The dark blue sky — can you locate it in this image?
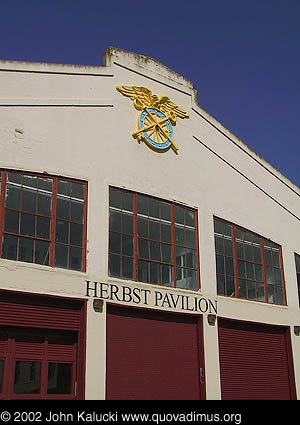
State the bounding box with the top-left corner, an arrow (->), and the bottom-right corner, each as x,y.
1,0 -> 299,186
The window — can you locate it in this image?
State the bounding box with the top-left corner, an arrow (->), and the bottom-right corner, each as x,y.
295,254 -> 300,306
0,170 -> 87,271
214,217 -> 286,305
109,188 -> 200,290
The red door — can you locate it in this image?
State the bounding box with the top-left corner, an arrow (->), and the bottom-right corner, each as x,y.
106,305 -> 205,400
218,319 -> 296,400
0,327 -> 77,400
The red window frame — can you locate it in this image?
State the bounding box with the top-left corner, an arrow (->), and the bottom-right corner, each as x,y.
214,217 -> 287,305
109,187 -> 201,291
0,169 -> 88,272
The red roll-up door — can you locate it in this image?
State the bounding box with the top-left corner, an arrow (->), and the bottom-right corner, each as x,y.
218,319 -> 296,400
106,305 -> 204,400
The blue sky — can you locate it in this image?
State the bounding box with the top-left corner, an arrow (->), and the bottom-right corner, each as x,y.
0,0 -> 299,185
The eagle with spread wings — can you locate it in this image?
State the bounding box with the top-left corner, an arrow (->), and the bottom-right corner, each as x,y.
116,86 -> 189,122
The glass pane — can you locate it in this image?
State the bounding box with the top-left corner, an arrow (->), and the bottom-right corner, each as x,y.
56,197 -> 70,221
23,175 -> 37,188
295,255 -> 300,272
21,188 -> 36,213
187,269 -> 197,290
122,234 -> 133,257
122,192 -> 133,212
2,234 -> 18,260
225,257 -> 234,276
216,255 -> 225,275
266,266 -> 274,284
150,241 -> 161,261
225,276 -> 235,296
217,274 -> 225,295
122,213 -> 133,234
5,185 -> 21,210
264,248 -> 272,265
214,219 -> 223,235
138,260 -> 149,283
137,195 -> 148,216
255,264 -> 263,281
275,284 -> 284,305
161,202 -> 171,221
149,199 -> 160,219
238,260 -> 246,278
185,228 -> 196,248
34,241 -> 50,265
162,264 -> 173,286
161,223 -> 171,243
238,279 -> 247,298
215,236 -> 224,254
268,284 -> 275,303
274,268 -> 282,284
19,237 -> 34,262
38,177 -> 52,192
36,216 -> 50,239
149,220 -> 160,241
150,262 -> 161,284
55,244 -> 68,268
71,182 -> 84,200
56,220 -> 69,244
246,262 -> 255,280
37,192 -> 52,216
57,180 -> 70,196
186,249 -> 197,269
122,257 -> 133,279
138,217 -> 148,238
109,254 -> 121,277
244,244 -> 253,261
138,238 -> 149,259
48,363 -> 72,394
223,224 -> 232,237
272,250 -> 280,267
109,210 -> 121,232
176,245 -> 186,267
109,189 -> 121,209
4,210 -> 19,233
176,267 -> 186,288
253,246 -> 262,263
109,232 -> 121,255
20,213 -> 35,237
247,281 -> 256,300
69,247 -> 82,271
244,232 -> 252,243
7,172 -> 22,184
70,223 -> 83,247
70,200 -> 84,223
257,283 -> 265,301
174,205 -> 184,224
175,226 -> 184,245
14,361 -> 41,394
0,360 -> 3,392
161,244 -> 172,264
224,238 -> 233,256
236,241 -> 244,259
185,210 -> 195,227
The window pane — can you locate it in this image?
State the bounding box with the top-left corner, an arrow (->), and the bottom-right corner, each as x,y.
48,363 -> 72,394
236,241 -> 244,259
69,247 -> 82,271
216,255 -> 225,275
176,245 -> 185,267
57,180 -> 70,196
174,205 -> 184,224
122,192 -> 133,212
187,269 -> 197,290
161,202 -> 171,221
2,234 -> 18,260
185,228 -> 196,248
244,244 -> 253,261
138,217 -> 148,238
122,213 -> 133,234
238,260 -> 246,278
4,210 -> 19,233
109,232 -> 121,255
14,361 -> 41,394
37,193 -> 52,216
225,257 -> 234,276
109,210 -> 121,232
71,200 -> 84,223
19,237 -> 34,262
71,182 -> 84,200
56,220 -> 69,244
138,238 -> 149,259
264,248 -> 272,265
225,276 -> 235,296
176,267 -> 186,288
38,177 -> 52,192
122,234 -> 133,257
150,241 -> 161,261
23,175 -> 37,188
217,274 -> 225,295
150,262 -> 161,284
186,249 -> 196,269
175,226 -> 184,245
253,246 -> 262,263
162,264 -> 173,286
149,199 -> 160,219
238,279 -> 247,298
224,238 -> 233,256
272,250 -> 280,267
122,257 -> 133,279
70,223 -> 83,247
255,264 -> 263,281
7,172 -> 22,184
21,188 -> 36,213
149,220 -> 160,241
137,195 -> 148,216
214,219 -> 223,234
5,185 -> 21,209
36,216 -> 50,239
246,262 -> 254,280
257,283 -> 265,301
247,281 -> 256,300
162,244 -> 172,264
109,189 -> 121,209
55,244 -> 68,268
20,213 -> 35,237
109,254 -> 120,278
34,241 -> 50,265
185,210 -> 195,227
215,236 -> 224,254
138,260 -> 149,283
161,223 -> 171,243
56,197 -> 70,221
275,284 -> 284,305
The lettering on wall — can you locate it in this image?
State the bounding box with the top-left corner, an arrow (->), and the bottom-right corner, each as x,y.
85,281 -> 218,315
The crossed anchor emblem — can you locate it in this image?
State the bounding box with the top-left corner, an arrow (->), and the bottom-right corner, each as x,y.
116,86 -> 189,153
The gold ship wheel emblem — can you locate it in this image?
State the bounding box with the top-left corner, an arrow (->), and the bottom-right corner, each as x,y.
116,86 -> 189,153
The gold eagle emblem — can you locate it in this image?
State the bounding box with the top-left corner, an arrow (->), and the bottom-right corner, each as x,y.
116,86 -> 189,153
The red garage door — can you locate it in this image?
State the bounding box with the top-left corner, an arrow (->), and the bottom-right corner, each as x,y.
106,305 -> 205,400
218,319 -> 296,400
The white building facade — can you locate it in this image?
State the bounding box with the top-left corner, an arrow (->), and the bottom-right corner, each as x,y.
0,47 -> 299,400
